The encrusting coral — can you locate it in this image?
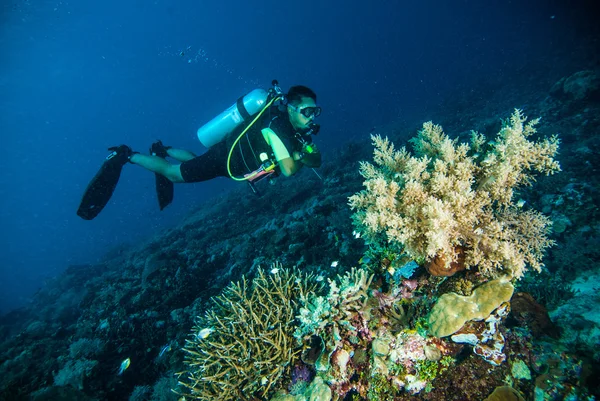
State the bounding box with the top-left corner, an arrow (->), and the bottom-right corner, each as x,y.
427,277 -> 514,337
348,109 -> 560,279
175,263 -> 321,401
484,385 -> 525,401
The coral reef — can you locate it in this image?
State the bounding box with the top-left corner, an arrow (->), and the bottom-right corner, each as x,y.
483,385 -> 525,401
175,264 -> 321,401
509,292 -> 560,339
427,277 -> 514,337
1,68 -> 599,400
450,302 -> 511,366
292,266 -> 455,398
348,109 -> 560,279
295,267 -> 373,345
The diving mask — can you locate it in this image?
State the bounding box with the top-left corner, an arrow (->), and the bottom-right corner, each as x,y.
288,104 -> 322,119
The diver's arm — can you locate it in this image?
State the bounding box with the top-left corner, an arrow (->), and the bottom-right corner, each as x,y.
262,127 -> 304,177
278,157 -> 302,177
295,145 -> 322,168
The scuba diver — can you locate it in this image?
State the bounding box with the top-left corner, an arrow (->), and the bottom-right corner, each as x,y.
77,82 -> 322,220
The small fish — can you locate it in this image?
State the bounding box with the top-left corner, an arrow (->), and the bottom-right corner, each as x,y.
516,199 -> 526,208
270,267 -> 280,275
196,328 -> 214,340
359,256 -> 371,264
118,358 -> 130,375
330,261 -> 339,268
316,275 -> 324,282
353,231 -> 361,239
159,344 -> 171,358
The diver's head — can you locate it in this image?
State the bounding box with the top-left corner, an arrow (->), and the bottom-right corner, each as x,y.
286,85 -> 321,132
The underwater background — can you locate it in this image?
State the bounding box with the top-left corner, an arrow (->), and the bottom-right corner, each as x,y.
1,0 -> 599,400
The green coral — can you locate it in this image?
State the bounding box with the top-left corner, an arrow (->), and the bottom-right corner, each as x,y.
367,373 -> 401,400
511,359 -> 531,380
415,356 -> 452,384
415,359 -> 440,383
413,317 -> 429,338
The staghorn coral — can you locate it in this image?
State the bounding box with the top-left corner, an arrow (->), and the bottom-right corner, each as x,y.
349,109 -> 560,278
175,263 -> 321,401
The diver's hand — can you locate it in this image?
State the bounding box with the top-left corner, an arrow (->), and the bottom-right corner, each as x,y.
293,151 -> 304,161
296,145 -> 322,168
304,142 -> 318,153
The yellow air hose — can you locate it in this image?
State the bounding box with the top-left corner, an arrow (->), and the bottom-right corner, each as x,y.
227,95 -> 281,181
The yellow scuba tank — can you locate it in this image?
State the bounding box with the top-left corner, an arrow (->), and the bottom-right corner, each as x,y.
197,88 -> 270,148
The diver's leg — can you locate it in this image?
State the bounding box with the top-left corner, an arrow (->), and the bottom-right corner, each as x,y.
177,146 -> 229,183
129,154 -> 185,183
150,140 -> 196,162
167,148 -> 197,162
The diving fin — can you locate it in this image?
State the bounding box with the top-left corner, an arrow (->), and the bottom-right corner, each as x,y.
77,145 -> 133,220
155,174 -> 173,210
150,140 -> 174,210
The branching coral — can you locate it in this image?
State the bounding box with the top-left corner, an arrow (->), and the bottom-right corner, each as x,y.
349,109 -> 560,278
294,267 -> 375,396
175,263 -> 321,401
294,267 -> 373,344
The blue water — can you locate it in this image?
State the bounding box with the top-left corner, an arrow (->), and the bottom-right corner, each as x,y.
0,0 -> 594,315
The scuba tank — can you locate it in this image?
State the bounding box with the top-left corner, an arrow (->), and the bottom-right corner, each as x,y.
197,88 -> 270,148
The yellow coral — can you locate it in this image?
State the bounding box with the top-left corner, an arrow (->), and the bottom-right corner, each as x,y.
349,110 -> 559,279
427,277 -> 514,337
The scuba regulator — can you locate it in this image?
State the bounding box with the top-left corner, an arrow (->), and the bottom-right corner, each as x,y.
293,121 -> 320,160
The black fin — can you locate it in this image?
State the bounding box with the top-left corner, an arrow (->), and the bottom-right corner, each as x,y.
155,173 -> 173,210
77,154 -> 126,220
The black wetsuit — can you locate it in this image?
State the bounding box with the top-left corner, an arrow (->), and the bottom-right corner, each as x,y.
180,105 -> 303,183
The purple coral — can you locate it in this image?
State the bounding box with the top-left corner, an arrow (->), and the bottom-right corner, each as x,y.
400,279 -> 418,299
289,363 -> 314,390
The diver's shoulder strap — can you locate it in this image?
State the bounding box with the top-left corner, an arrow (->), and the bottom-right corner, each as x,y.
261,127 -> 291,161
